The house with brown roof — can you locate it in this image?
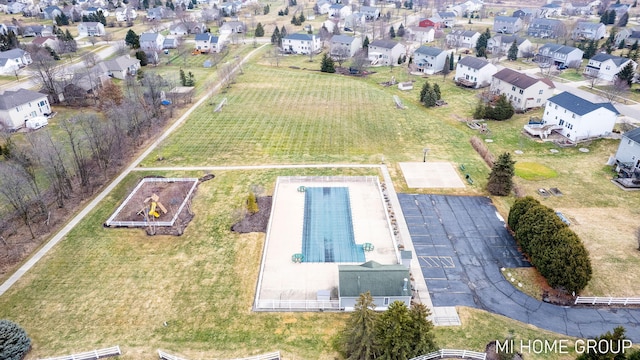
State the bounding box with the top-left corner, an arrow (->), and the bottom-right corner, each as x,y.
31,36 -> 60,51
490,68 -> 555,112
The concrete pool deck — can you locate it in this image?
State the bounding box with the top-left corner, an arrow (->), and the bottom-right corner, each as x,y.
255,176 -> 400,308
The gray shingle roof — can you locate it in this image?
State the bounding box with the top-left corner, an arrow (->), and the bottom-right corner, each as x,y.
140,32 -> 160,42
495,16 -> 520,23
493,68 -> 555,89
331,34 -> 355,44
575,21 -> 604,30
623,127 -> 640,143
590,52 -> 630,67
0,48 -> 26,59
284,33 -> 314,41
458,56 -> 491,69
370,39 -> 399,49
338,261 -> 410,297
414,45 -> 444,56
540,43 -> 580,54
438,11 -> 456,18
0,89 -> 46,110
548,91 -> 619,116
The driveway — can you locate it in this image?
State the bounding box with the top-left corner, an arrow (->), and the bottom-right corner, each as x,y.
398,194 -> 640,341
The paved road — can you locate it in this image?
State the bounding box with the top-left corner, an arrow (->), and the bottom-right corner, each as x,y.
399,194 -> 640,342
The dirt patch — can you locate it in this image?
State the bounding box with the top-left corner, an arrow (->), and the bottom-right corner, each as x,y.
231,196 -> 272,233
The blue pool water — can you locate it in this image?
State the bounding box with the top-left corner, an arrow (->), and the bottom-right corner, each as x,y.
301,187 -> 365,263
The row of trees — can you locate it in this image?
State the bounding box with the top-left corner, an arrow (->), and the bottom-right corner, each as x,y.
508,197 -> 592,293
419,81 -> 441,107
334,293 -> 437,360
473,94 -> 515,121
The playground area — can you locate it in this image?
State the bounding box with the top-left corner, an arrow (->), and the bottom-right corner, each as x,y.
399,162 -> 466,188
104,177 -> 200,235
254,176 -> 400,310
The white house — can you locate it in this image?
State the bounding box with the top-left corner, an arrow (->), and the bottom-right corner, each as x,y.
445,29 -> 480,49
455,56 -> 498,88
42,5 -> 63,20
330,34 -> 362,58
98,55 -> 141,80
77,22 -> 105,36
490,68 -> 555,112
315,0 -> 331,15
139,32 -> 165,52
406,26 -> 435,43
493,16 -> 523,34
487,35 -> 532,58
338,261 -> 411,311
0,89 -> 51,131
0,48 -> 32,75
281,33 -> 321,54
194,33 -> 220,53
527,18 -> 564,39
219,21 -> 245,36
413,46 -> 447,74
328,3 -> 351,19
571,22 -> 606,41
437,11 -> 456,27
368,39 -> 405,66
360,6 -> 379,20
536,43 -> 584,67
584,53 -> 637,81
614,127 -> 640,174
537,91 -> 618,141
115,6 -> 137,21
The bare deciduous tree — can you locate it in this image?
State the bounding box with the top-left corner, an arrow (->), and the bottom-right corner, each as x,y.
0,162 -> 44,238
26,130 -> 73,208
60,117 -> 92,191
30,47 -> 63,103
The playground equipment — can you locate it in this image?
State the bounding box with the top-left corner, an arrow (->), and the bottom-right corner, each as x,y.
144,193 -> 167,218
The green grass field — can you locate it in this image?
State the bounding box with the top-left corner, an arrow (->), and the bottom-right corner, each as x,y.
2,42 -> 640,359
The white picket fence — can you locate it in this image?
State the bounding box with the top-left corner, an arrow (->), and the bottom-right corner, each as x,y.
255,299 -> 341,311
410,349 -> 487,360
158,350 -> 280,360
574,296 -> 640,305
40,346 -> 121,360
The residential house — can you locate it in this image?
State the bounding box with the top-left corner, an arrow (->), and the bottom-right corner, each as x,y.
219,21 -> 245,36
512,8 -> 541,21
624,29 -> 640,47
445,29 -> 479,49
343,14 -> 364,32
614,127 -> 640,174
487,35 -> 532,58
454,56 -> 498,88
536,91 -> 618,142
194,33 -> 220,53
31,36 -> 60,51
418,17 -> 443,29
540,3 -> 562,17
315,0 -> 331,15
62,69 -> 109,104
368,39 -> 405,66
163,36 -> 178,49
328,3 -> 351,19
535,43 -> 583,67
42,5 -> 62,20
6,2 -> 26,14
584,53 -> 636,81
571,22 -> 606,41
493,16 -> 523,34
82,6 -> 109,17
413,46 -> 447,74
616,28 -> 634,46
0,89 -> 51,130
139,32 -> 165,52
527,18 -> 565,39
360,6 -> 379,20
77,22 -> 105,36
169,21 -> 206,35
490,68 -> 555,111
338,261 -> 411,311
219,1 -> 241,16
607,3 -> 630,17
563,2 -> 594,16
115,6 -> 137,21
437,12 -> 456,27
22,25 -> 53,37
281,33 -> 321,54
330,34 -> 362,58
406,26 -> 435,43
98,55 -> 141,79
146,7 -> 165,20
0,48 -> 31,75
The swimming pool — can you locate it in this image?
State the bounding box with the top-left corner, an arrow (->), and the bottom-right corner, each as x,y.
301,187 -> 365,263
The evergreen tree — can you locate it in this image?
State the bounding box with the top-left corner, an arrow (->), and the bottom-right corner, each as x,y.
475,28 -> 490,58
449,52 -> 454,70
291,15 -> 300,25
486,152 -> 515,196
125,29 -> 140,49
634,0 -> 638,7
408,304 -> 437,356
339,292 -> 378,360
280,25 -> 288,38
397,23 -> 405,37
263,4 -> 270,14
600,10 -> 609,24
619,39 -> 626,49
255,22 -> 264,37
487,94 -> 515,120
609,10 -> 616,25
0,31 -> 19,51
376,301 -> 414,359
321,53 -> 336,73
142,0 -> 149,8
363,36 -> 370,49
135,50 -> 148,66
186,71 -> 195,86
537,227 -> 592,293
271,27 -> 280,45
55,12 -> 70,26
299,12 -> 305,22
577,327 -> 627,360
284,6 -> 289,15
419,81 -> 431,103
442,56 -> 450,78
616,61 -> 635,86
507,196 -> 541,231
605,29 -> 617,53
618,11 -> 629,27
45,45 -> 60,60
433,83 -> 441,100
0,319 -> 31,360
424,89 -> 437,107
515,205 -> 565,255
473,100 -> 485,119
507,39 -> 518,60
180,68 -> 186,86
389,26 -> 396,38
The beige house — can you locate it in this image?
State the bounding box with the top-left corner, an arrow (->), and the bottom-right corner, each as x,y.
490,68 -> 555,112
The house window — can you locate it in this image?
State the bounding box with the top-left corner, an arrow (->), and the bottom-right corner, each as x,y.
554,105 -> 557,109
572,114 -> 575,118
559,119 -> 565,125
537,99 -> 542,103
384,297 -> 390,305
605,66 -> 611,70
519,89 -> 523,95
512,86 -> 516,91
539,90 -> 543,94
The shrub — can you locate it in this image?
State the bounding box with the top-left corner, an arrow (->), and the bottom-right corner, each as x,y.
247,192 -> 259,214
0,319 -> 31,360
515,204 -> 565,256
507,196 -> 540,231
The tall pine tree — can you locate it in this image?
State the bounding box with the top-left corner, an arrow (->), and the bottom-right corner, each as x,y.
487,152 -> 515,196
339,292 -> 378,360
507,39 -> 518,60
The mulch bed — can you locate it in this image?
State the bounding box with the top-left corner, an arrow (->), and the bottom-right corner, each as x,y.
231,196 -> 272,233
